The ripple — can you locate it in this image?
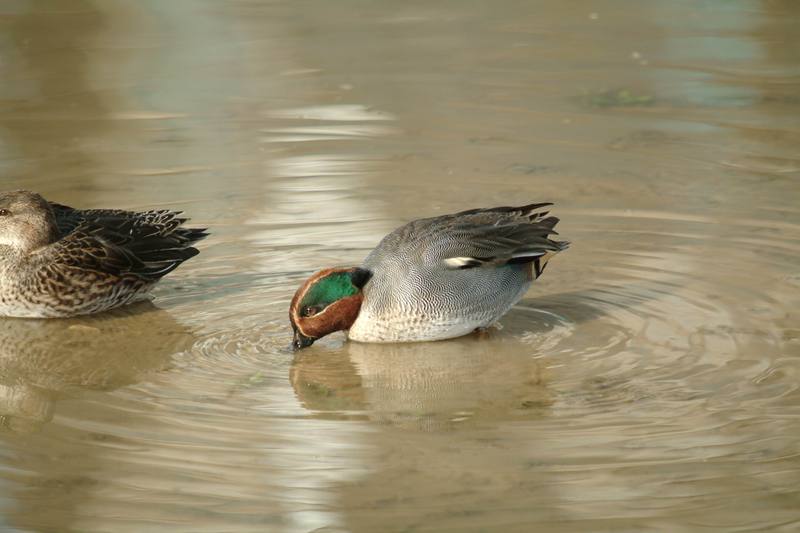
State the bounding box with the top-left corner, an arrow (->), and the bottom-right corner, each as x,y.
266,104 -> 395,122
36,203 -> 791,533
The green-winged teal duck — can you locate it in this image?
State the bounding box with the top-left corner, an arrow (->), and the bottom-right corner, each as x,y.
0,190 -> 206,317
290,203 -> 567,348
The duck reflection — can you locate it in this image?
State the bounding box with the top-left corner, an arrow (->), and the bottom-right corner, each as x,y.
291,331 -> 552,430
289,283 -> 666,429
0,302 -> 195,432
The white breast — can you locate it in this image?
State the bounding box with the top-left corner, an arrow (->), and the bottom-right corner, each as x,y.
347,308 -> 490,343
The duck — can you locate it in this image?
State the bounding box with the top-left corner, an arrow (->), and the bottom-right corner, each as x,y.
0,190 -> 207,318
290,202 -> 567,348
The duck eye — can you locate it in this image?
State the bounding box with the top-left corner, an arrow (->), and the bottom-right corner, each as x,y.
301,305 -> 322,317
0,209 -> 9,217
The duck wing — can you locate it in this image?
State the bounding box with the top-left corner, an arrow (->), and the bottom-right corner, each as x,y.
370,203 -> 567,275
50,203 -> 208,247
46,203 -> 207,280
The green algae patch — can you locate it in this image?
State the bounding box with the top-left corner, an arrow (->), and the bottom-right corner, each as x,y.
583,88 -> 656,108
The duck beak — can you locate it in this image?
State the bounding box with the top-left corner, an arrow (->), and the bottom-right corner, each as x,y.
292,329 -> 315,350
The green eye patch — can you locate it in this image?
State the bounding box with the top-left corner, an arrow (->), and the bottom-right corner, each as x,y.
300,272 -> 359,310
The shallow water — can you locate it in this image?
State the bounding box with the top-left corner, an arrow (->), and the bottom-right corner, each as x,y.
1,1 -> 799,531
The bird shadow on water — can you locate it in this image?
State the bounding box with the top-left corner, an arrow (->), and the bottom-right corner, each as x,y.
0,301 -> 196,433
289,281 -> 667,430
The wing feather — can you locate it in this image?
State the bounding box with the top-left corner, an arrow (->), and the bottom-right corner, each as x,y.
46,202 -> 206,280
417,206 -> 568,269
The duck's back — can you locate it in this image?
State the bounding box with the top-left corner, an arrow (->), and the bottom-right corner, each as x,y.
50,203 -> 207,279
349,204 -> 567,342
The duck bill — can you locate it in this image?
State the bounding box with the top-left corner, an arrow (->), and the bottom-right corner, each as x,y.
292,329 -> 316,350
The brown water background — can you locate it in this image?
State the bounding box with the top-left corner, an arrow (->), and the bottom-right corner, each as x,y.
1,1 -> 799,531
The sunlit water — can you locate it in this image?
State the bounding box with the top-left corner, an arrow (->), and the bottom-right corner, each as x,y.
1,1 -> 799,532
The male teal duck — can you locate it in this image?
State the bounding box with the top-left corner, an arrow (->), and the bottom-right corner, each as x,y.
290,203 -> 567,348
0,190 -> 207,317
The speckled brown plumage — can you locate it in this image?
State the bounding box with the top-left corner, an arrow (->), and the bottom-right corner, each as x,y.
0,190 -> 207,317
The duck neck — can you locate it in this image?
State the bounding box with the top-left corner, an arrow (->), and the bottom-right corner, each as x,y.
334,292 -> 364,332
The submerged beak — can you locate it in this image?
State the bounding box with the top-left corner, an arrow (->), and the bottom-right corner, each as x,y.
292,329 -> 315,350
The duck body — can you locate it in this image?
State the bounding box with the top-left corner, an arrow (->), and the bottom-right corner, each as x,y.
290,203 -> 567,348
0,190 -> 206,318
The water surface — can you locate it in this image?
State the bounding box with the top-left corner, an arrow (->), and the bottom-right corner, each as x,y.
0,1 -> 799,532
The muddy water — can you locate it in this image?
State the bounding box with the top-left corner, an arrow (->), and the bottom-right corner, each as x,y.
1,1 -> 799,531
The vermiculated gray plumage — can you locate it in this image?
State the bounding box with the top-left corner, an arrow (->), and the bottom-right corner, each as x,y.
0,191 -> 206,318
348,203 -> 567,342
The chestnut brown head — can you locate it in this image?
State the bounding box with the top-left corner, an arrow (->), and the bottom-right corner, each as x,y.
289,267 -> 372,349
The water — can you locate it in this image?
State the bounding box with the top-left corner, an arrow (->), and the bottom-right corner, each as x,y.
1,1 -> 799,531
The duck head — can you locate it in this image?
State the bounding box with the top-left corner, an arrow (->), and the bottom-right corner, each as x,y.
290,267 -> 372,349
0,190 -> 59,252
